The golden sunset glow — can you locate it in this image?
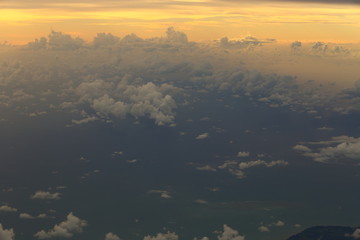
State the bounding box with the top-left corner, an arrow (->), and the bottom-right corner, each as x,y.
1,0 -> 360,44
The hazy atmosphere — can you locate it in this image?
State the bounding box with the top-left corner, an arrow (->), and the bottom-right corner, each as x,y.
1,1 -> 360,240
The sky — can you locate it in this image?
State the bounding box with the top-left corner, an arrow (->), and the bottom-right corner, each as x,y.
1,1 -> 360,240
1,0 -> 360,44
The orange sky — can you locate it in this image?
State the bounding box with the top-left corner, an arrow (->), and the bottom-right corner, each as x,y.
1,0 -> 360,44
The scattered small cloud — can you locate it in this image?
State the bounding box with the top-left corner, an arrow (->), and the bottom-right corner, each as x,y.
143,232 -> 178,240
31,191 -> 61,200
196,133 -> 209,140
34,212 -> 87,239
0,224 -> 14,240
104,232 -> 121,240
0,205 -> 17,213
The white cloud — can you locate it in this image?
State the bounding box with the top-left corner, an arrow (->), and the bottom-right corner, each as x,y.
31,191 -> 61,200
258,226 -> 270,232
238,160 -> 288,170
148,190 -> 172,199
20,213 -> 52,219
19,213 -> 35,219
217,224 -> 245,240
104,232 -> 121,240
143,232 -> 178,240
351,229 -> 360,239
196,133 -> 209,140
0,205 -> 17,212
196,165 -> 217,171
34,212 -> 87,239
292,145 -> 312,152
297,136 -> 360,163
237,152 -> 250,158
0,224 -> 14,240
273,220 -> 285,227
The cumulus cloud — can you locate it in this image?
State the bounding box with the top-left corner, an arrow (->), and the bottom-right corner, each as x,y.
351,229 -> 360,239
19,213 -> 51,219
273,220 -> 285,227
238,160 -> 288,170
216,159 -> 288,179
48,31 -> 84,50
295,136 -> 360,164
148,190 -> 172,199
0,205 -> 17,212
292,144 -> 312,152
0,224 -> 14,240
34,212 -> 87,239
2,27 -> 360,129
196,133 -> 209,140
218,224 -> 245,240
104,232 -> 121,240
258,226 -> 270,232
237,152 -> 250,158
143,232 -> 178,240
31,191 -> 61,200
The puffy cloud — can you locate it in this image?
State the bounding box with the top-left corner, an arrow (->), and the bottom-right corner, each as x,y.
93,33 -> 120,48
19,213 -> 52,219
104,232 -> 121,240
34,212 -> 87,239
238,160 -> 288,170
48,31 -> 84,50
273,220 -> 285,227
196,165 -> 217,171
296,136 -> 360,163
216,159 -> 288,179
0,205 -> 17,212
143,232 -> 178,240
196,133 -> 209,140
0,224 -> 14,240
258,226 -> 270,232
351,229 -> 360,239
292,144 -> 312,152
290,41 -> 302,50
217,224 -> 245,240
220,36 -> 275,49
237,152 -> 250,158
148,190 -> 172,199
31,191 -> 61,200
166,27 -> 188,44
26,37 -> 47,50
76,80 -> 177,126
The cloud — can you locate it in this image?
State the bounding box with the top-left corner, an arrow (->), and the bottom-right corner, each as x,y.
218,224 -> 245,240
104,232 -> 121,240
48,31 -> 84,50
216,159 -> 288,179
31,191 -> 61,200
238,160 -> 288,170
196,165 -> 217,171
0,224 -> 14,240
351,229 -> 360,239
0,205 -> 17,212
292,144 -> 312,152
296,136 -> 360,164
143,232 -> 178,240
237,152 -> 250,158
19,213 -> 52,219
273,220 -> 285,227
148,190 -> 172,199
258,226 -> 270,232
34,212 -> 87,239
196,133 -> 209,140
